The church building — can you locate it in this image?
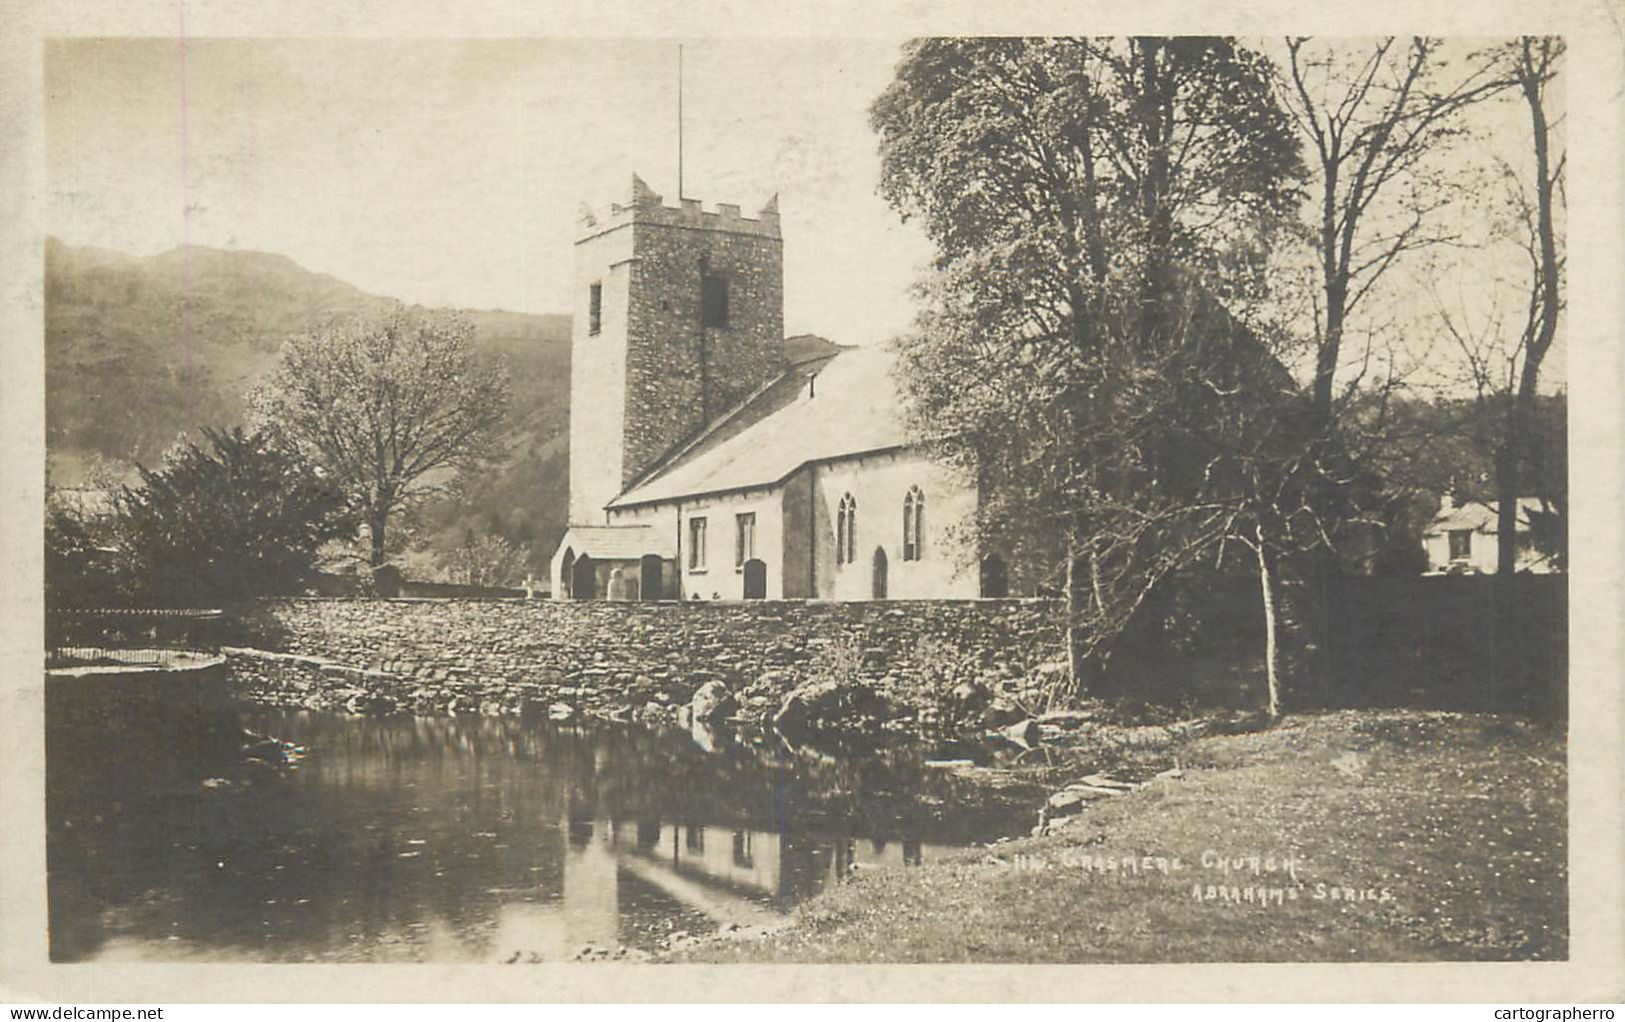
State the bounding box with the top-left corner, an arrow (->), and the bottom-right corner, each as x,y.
548,175 -> 1001,601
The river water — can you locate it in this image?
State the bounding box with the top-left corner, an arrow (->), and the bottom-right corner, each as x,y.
47,704 -> 1040,962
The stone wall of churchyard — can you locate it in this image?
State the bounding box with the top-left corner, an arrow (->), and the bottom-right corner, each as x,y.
226,597 -> 1065,720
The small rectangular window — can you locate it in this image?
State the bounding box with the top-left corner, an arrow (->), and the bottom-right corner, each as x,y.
588,282 -> 602,335
1448,529 -> 1472,561
688,516 -> 708,570
702,275 -> 728,328
735,512 -> 756,566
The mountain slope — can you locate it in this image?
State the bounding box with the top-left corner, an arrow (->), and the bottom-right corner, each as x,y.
45,237 -> 573,569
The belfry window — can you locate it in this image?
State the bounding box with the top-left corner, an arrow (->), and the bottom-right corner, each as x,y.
588,282 -> 602,336
702,275 -> 729,328
837,493 -> 856,566
903,486 -> 925,561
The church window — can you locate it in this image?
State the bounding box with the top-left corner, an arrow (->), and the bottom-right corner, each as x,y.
735,512 -> 756,566
588,282 -> 602,335
903,486 -> 925,561
837,493 -> 856,566
702,275 -> 729,328
688,516 -> 708,570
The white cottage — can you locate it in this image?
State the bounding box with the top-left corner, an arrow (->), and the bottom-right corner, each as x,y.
1421,494 -> 1559,575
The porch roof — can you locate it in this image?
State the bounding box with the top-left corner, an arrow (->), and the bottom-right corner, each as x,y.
556,524 -> 674,562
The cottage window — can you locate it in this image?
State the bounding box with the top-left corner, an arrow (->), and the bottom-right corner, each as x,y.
1448,529 -> 1472,562
588,282 -> 602,336
837,493 -> 856,566
735,512 -> 756,567
702,275 -> 729,328
902,486 -> 925,561
688,516 -> 708,570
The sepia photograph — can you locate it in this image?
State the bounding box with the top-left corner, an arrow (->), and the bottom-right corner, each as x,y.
6,3 -> 1622,1004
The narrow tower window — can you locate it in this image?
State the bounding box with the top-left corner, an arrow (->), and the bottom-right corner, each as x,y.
837,493 -> 857,566
702,275 -> 729,328
588,282 -> 603,335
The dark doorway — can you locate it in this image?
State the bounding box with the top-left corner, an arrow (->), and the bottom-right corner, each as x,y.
571,554 -> 597,600
742,558 -> 767,599
639,554 -> 664,601
559,548 -> 575,599
980,554 -> 1009,598
871,546 -> 888,600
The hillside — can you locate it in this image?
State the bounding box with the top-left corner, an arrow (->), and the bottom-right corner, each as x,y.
45,237 -> 573,571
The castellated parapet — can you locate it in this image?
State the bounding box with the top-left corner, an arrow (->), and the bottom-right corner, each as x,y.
568,173 -> 784,524
577,174 -> 782,242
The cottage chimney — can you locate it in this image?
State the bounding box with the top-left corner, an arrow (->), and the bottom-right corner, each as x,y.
1439,493 -> 1455,513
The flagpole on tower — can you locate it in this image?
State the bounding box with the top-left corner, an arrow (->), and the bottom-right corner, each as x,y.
677,43 -> 685,201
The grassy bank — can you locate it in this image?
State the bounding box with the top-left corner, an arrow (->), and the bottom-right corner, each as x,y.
677,710 -> 1566,962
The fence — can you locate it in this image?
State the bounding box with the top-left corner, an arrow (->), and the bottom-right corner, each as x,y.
45,608 -> 231,666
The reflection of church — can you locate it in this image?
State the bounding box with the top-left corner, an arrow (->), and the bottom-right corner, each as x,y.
487,811 -> 945,957
548,175 -> 1010,601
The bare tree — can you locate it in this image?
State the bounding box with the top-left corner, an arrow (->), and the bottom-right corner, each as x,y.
1278,37 -> 1512,430
1434,37 -> 1565,575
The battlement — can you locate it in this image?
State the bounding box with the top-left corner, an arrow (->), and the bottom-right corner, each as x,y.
577,173 -> 781,242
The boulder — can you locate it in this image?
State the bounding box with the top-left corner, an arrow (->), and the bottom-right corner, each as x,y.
1001,718 -> 1042,749
946,680 -> 993,718
1046,782 -> 1126,815
1038,709 -> 1097,728
690,680 -> 738,722
343,691 -> 396,715
547,702 -> 574,721
1076,773 -> 1133,790
773,678 -> 891,735
979,698 -> 1029,728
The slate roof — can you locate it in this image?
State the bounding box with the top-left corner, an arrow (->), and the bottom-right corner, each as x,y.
555,524 -> 674,561
609,345 -> 909,509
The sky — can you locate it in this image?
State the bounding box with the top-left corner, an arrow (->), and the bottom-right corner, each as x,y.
43,36 -> 1561,389
44,37 -> 935,345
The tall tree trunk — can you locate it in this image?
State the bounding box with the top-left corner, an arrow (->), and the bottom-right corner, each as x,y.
369,511 -> 388,568
1256,524 -> 1284,721
1499,37 -> 1563,577
1495,434 -> 1521,576
1064,545 -> 1082,706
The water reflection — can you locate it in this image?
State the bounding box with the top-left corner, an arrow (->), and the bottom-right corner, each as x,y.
48,707 -> 1035,962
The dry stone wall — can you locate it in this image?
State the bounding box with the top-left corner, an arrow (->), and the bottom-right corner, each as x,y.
228,597 -> 1064,721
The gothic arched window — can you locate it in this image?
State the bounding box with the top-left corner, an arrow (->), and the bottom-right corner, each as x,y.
837,493 -> 856,566
902,486 -> 925,561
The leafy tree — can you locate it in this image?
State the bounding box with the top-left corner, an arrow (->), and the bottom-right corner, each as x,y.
45,505 -> 123,610
873,37 -> 1310,708
112,427 -> 354,606
248,304 -> 511,567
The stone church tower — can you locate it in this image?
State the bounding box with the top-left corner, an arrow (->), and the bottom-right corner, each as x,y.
568,174 -> 784,524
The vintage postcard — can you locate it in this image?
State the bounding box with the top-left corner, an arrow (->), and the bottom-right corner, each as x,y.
1,0 -> 1621,1005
